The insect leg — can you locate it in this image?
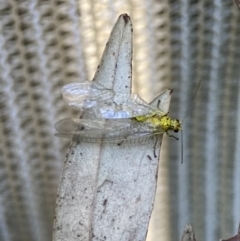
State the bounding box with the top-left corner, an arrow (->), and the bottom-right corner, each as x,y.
180,130 -> 184,164
153,138 -> 158,158
166,131 -> 179,140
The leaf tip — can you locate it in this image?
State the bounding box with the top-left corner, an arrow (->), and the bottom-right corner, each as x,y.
120,13 -> 130,23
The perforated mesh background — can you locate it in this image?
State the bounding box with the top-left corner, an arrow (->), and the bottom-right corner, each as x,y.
0,1 -> 240,241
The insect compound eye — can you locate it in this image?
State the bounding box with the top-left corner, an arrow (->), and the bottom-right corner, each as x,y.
174,130 -> 178,133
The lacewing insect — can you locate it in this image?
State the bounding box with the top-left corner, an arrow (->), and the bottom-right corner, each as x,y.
55,81 -> 181,143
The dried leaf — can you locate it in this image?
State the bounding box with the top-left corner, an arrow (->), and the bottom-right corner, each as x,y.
221,223 -> 240,241
234,0 -> 240,9
53,14 -> 171,241
181,225 -> 197,241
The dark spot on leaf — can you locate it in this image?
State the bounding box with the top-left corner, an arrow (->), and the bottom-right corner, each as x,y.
136,195 -> 141,203
147,155 -> 152,161
103,199 -> 108,206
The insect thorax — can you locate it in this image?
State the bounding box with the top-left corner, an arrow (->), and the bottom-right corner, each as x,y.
159,115 -> 181,132
134,114 -> 181,133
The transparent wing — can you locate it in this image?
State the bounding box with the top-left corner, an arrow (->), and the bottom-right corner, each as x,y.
54,118 -> 163,143
62,81 -> 165,118
62,81 -> 113,108
85,93 -> 160,118
55,118 -> 132,133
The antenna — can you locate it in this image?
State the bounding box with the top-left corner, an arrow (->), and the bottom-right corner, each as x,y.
181,130 -> 183,164
182,78 -> 202,123
180,78 -> 202,164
